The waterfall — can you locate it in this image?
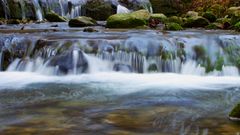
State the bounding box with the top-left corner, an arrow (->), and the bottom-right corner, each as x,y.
32,0 -> 43,21
19,0 -> 26,20
117,4 -> 131,14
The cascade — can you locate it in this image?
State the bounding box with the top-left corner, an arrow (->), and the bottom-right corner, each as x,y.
0,30 -> 240,76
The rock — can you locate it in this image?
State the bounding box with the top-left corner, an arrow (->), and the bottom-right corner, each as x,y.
83,0 -> 116,21
184,16 -> 210,28
234,22 -> 240,31
106,10 -> 150,28
216,18 -> 231,29
168,16 -> 183,25
48,49 -> 88,74
7,19 -> 21,24
45,11 -> 67,22
69,16 -> 97,27
186,11 -> 199,18
203,12 -> 217,22
164,22 -> 183,31
227,7 -> 240,16
205,23 -> 223,29
150,13 -> 167,23
229,103 -> 240,121
227,7 -> 240,25
113,64 -> 133,72
83,27 -> 98,32
148,64 -> 158,72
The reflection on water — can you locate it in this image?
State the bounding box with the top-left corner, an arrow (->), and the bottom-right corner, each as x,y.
0,73 -> 240,135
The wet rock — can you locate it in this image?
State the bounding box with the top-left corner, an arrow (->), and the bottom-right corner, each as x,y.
168,16 -> 183,25
113,64 -> 133,72
184,16 -> 210,28
164,22 -> 183,31
83,0 -> 116,21
148,63 -> 158,72
203,12 -> 217,22
48,49 -> 88,74
45,11 -> 67,22
83,27 -> 98,32
69,16 -> 97,27
106,10 -> 150,28
7,19 -> 21,25
229,103 -> 240,121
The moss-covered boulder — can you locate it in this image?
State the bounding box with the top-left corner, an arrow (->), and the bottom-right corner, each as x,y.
216,18 -> 231,29
206,23 -> 222,29
229,103 -> 240,121
186,11 -> 199,18
45,11 -> 67,22
83,0 -> 116,21
150,13 -> 167,23
165,22 -> 183,31
184,16 -> 210,28
106,10 -> 150,28
69,16 -> 97,27
168,16 -> 183,25
234,22 -> 240,31
203,12 -> 217,22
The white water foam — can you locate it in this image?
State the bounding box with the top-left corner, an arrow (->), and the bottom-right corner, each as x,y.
0,72 -> 240,92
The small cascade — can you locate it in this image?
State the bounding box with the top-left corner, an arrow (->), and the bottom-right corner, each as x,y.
19,0 -> 26,20
0,30 -> 240,76
117,4 -> 131,14
32,0 -> 43,21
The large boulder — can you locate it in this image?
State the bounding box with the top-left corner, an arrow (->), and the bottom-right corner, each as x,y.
150,13 -> 167,23
69,16 -> 97,27
106,10 -> 150,28
184,16 -> 210,28
164,22 -> 183,31
45,11 -> 67,22
229,103 -> 240,121
83,0 -> 116,21
186,11 -> 199,18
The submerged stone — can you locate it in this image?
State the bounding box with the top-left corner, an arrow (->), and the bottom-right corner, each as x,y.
229,103 -> 240,121
69,16 -> 97,27
106,10 -> 150,28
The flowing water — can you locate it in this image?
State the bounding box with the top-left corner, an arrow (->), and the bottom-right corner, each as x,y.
0,23 -> 240,134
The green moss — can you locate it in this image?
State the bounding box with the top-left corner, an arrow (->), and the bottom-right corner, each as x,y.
165,22 -> 183,31
150,13 -> 167,23
106,10 -> 150,28
229,103 -> 240,119
184,16 -> 210,28
185,11 -> 199,18
234,22 -> 240,31
148,64 -> 158,72
168,16 -> 183,25
215,57 -> 224,71
193,45 -> 206,59
69,16 -> 96,27
203,12 -> 217,22
45,11 -> 67,22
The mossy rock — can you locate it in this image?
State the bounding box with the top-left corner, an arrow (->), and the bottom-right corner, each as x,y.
234,22 -> 240,31
184,16 -> 210,28
83,0 -> 115,21
229,103 -> 240,121
206,23 -> 222,29
168,16 -> 183,25
227,7 -> 240,16
150,13 -> 167,23
165,22 -> 183,31
69,16 -> 97,27
203,12 -> 217,22
185,11 -> 199,18
106,10 -> 150,28
216,18 -> 231,29
7,19 -> 21,24
148,64 -> 158,72
45,11 -> 67,22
